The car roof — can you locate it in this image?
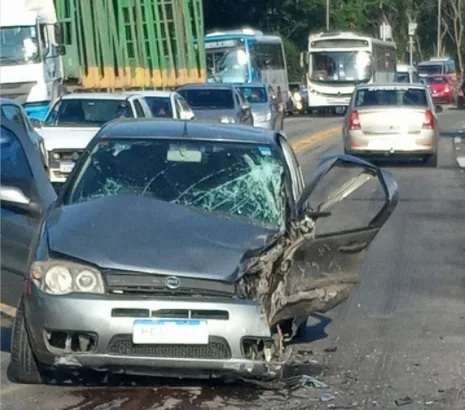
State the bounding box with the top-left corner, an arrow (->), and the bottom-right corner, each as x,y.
60,93 -> 132,100
355,83 -> 427,90
127,90 -> 175,98
99,119 -> 279,145
177,83 -> 236,90
235,82 -> 268,88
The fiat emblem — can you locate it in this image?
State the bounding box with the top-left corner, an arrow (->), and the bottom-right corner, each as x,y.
165,276 -> 181,290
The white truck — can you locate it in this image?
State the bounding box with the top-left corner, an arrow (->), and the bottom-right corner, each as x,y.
0,0 -> 64,121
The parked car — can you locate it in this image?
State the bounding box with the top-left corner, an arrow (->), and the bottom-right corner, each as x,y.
1,118 -> 398,383
343,83 -> 442,167
132,90 -> 195,120
177,83 -> 253,125
287,82 -> 308,114
455,78 -> 465,109
35,93 -> 153,183
0,98 -> 47,168
235,82 -> 284,131
423,75 -> 455,104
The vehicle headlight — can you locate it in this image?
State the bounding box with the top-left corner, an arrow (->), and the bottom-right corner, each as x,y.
265,111 -> 272,121
30,260 -> 105,295
220,117 -> 236,124
294,92 -> 302,101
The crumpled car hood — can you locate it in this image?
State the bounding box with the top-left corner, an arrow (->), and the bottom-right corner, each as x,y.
46,196 -> 277,282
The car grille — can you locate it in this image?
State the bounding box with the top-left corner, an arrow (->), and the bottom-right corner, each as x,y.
107,335 -> 232,360
104,271 -> 235,299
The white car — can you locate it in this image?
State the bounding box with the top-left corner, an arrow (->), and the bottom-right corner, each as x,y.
35,92 -> 153,183
0,98 -> 48,168
133,90 -> 195,120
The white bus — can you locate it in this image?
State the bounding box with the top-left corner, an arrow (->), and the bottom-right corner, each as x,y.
204,28 -> 289,103
300,31 -> 397,113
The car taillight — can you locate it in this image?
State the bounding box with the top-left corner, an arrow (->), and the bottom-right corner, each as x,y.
349,110 -> 361,130
422,110 -> 434,129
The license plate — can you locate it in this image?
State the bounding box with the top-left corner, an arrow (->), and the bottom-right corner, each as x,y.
132,319 -> 209,345
368,140 -> 390,150
59,160 -> 75,173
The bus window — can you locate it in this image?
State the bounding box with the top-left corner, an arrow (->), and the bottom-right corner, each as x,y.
250,42 -> 285,70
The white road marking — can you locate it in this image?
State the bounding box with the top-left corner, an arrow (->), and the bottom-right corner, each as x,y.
454,137 -> 462,144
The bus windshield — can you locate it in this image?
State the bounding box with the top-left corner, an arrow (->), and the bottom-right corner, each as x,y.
206,44 -> 249,83
310,50 -> 373,83
417,64 -> 443,76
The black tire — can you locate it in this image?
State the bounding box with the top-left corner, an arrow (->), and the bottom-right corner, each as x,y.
424,153 -> 438,168
8,298 -> 44,384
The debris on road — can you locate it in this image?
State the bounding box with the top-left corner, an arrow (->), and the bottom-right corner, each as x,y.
395,396 -> 413,406
324,346 -> 338,353
320,392 -> 335,402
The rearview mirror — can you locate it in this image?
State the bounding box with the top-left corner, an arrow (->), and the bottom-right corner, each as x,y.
30,118 -> 43,128
435,105 -> 443,113
0,186 -> 42,216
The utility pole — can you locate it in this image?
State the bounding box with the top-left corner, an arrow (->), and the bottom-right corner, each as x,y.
437,0 -> 442,56
408,22 -> 417,66
326,0 -> 330,30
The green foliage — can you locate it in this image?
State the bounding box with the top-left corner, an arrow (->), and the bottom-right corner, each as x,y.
203,0 -> 464,74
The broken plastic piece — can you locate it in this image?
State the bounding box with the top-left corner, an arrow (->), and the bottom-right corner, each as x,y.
395,396 -> 413,406
300,375 -> 328,388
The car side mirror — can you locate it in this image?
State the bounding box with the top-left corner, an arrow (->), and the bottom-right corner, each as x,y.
435,105 -> 443,113
0,186 -> 42,216
30,118 -> 43,128
180,111 -> 195,121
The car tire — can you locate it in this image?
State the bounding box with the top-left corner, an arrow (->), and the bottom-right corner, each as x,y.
8,298 -> 44,384
424,153 -> 438,168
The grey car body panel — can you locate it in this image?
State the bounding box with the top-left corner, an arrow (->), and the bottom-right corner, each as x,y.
47,195 -> 277,281
190,108 -> 239,123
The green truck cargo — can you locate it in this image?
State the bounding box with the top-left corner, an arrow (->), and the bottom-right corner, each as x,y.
58,0 -> 206,90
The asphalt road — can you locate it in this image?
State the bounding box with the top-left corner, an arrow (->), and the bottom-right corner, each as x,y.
1,109 -> 465,409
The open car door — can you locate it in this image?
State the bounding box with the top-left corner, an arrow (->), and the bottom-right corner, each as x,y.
0,117 -> 57,308
258,154 -> 399,327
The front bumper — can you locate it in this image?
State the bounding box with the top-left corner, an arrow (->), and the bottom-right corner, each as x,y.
308,92 -> 351,108
24,287 -> 278,378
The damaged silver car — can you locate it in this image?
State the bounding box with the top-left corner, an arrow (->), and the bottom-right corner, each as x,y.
0,118 -> 398,384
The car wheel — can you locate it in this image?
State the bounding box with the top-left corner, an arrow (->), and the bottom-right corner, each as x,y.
8,298 -> 45,384
423,153 -> 438,168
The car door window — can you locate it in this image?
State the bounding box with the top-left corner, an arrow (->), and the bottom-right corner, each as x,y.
279,135 -> 304,200
133,100 -> 146,117
177,95 -> 192,114
1,104 -> 28,131
0,126 -> 35,198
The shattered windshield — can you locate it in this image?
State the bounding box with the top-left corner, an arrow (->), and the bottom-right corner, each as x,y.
66,139 -> 287,230
43,99 -> 135,127
0,26 -> 40,66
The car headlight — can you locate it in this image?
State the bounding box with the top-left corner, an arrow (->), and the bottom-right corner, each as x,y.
30,260 -> 105,295
220,117 -> 236,124
294,92 -> 302,101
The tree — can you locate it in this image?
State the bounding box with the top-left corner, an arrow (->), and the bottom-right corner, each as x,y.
442,0 -> 464,74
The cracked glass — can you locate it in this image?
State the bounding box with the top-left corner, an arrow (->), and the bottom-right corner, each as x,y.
65,139 -> 287,230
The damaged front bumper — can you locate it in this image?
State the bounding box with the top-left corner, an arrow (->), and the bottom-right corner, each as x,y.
24,286 -> 288,378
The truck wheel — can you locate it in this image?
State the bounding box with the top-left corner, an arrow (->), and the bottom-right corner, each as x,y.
8,298 -> 45,384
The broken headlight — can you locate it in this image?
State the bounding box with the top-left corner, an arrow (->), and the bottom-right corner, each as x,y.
30,260 -> 105,295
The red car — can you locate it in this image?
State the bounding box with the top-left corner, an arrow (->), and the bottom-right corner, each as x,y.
424,75 -> 455,104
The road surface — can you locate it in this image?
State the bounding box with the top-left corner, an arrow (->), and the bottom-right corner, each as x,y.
1,109 -> 464,409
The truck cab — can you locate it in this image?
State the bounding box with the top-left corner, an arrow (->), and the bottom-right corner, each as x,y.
0,0 -> 64,122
